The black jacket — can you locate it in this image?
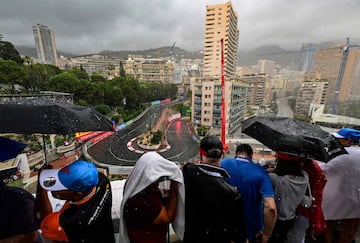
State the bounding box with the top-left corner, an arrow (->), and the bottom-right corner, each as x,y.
183,163 -> 246,243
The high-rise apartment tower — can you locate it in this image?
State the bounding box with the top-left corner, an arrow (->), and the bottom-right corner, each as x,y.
203,1 -> 239,78
32,24 -> 58,66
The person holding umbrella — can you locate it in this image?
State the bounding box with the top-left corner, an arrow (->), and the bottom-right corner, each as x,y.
320,128 -> 360,243
34,160 -> 115,243
267,152 -> 310,243
221,143 -> 276,243
286,153 -> 327,243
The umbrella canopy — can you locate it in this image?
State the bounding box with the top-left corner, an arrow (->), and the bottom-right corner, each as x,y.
0,136 -> 27,162
241,116 -> 347,162
0,98 -> 114,134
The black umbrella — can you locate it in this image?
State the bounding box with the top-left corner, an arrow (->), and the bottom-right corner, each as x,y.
0,98 -> 114,134
241,116 -> 347,162
0,98 -> 114,163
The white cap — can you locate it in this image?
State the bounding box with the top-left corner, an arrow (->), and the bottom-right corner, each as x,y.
332,132 -> 344,139
39,168 -> 68,191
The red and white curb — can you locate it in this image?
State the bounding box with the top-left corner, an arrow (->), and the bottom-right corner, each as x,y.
127,137 -> 171,154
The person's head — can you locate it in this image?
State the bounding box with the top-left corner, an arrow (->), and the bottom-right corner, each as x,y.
199,135 -> 224,165
275,152 -> 304,176
235,143 -> 253,159
332,128 -> 360,147
39,160 -> 99,201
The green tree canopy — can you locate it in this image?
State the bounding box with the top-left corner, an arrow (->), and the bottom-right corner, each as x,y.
48,72 -> 79,94
91,73 -> 106,82
95,104 -> 111,115
23,64 -> 61,91
0,40 -> 23,64
68,67 -> 89,81
0,60 -> 28,92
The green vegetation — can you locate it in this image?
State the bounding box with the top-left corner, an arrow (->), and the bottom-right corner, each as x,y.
197,125 -> 210,136
0,40 -> 23,64
150,130 -> 163,144
247,106 -> 255,116
7,180 -> 26,188
0,38 -> 178,122
337,100 -> 360,119
95,104 -> 111,115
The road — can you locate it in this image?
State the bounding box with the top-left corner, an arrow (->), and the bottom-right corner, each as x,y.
87,106 -> 198,166
159,119 -> 198,162
276,97 -> 294,118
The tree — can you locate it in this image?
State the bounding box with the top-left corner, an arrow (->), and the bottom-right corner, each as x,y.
0,60 -> 28,92
119,61 -> 126,78
107,64 -> 116,77
69,67 -> 89,80
22,56 -> 33,65
150,130 -> 163,144
24,64 -> 61,91
95,104 -> 111,115
48,72 -> 79,94
197,125 -> 210,136
338,100 -> 360,119
91,73 -> 106,82
0,40 -> 24,64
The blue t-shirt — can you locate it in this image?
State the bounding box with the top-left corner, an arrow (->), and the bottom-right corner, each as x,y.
221,157 -> 274,241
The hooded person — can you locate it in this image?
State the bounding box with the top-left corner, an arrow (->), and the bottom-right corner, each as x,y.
119,151 -> 185,243
34,160 -> 115,243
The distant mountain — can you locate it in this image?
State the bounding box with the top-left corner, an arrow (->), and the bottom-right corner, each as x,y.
15,40 -> 344,69
238,40 -> 346,68
238,45 -> 302,68
15,45 -> 77,58
98,46 -> 203,60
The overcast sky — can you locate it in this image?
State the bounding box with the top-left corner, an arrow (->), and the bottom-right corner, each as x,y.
1,0 -> 360,55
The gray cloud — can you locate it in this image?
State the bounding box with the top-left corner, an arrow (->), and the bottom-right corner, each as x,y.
1,0 -> 359,55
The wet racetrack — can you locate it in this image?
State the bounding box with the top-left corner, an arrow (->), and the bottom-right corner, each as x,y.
88,106 -> 199,166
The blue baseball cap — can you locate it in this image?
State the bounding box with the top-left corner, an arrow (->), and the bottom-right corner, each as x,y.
40,160 -> 99,192
332,128 -> 360,142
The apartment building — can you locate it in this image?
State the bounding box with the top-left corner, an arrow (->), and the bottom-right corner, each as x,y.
295,81 -> 328,116
32,24 -> 58,66
339,50 -> 360,101
191,1 -> 247,137
311,44 -> 359,105
257,60 -> 276,76
241,74 -> 266,106
124,55 -> 174,83
203,1 -> 239,78
191,78 -> 248,136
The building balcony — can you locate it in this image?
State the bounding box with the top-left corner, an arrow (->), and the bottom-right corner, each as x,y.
213,99 -> 222,105
213,108 -> 221,114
